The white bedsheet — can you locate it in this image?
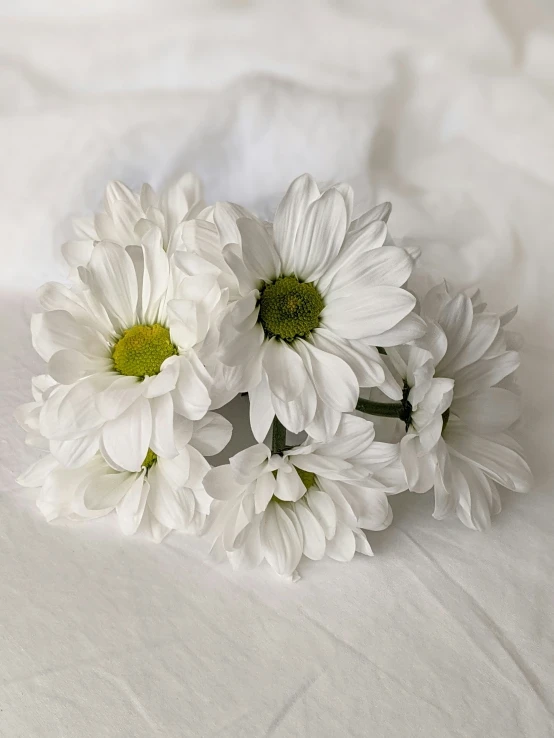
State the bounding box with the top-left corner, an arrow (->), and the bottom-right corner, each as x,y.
1,2 -> 553,736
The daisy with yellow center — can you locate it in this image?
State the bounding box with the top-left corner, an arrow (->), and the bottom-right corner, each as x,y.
32,239 -> 225,472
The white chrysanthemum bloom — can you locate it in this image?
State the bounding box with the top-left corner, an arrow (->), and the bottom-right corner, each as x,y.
203,415 -> 405,580
17,412 -> 232,542
31,240 -> 227,472
62,173 -> 212,268
218,173 -> 425,442
387,283 -> 532,530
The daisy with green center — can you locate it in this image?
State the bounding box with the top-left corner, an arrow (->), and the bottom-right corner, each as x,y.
217,173 -> 425,442
382,283 -> 532,530
17,411 -> 232,542
203,414 -> 406,580
30,239 -> 226,472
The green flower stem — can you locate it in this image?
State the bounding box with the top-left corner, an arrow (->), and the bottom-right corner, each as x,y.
271,416 -> 287,455
355,397 -> 405,419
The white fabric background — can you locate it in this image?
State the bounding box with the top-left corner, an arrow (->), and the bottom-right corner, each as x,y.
1,1 -> 553,736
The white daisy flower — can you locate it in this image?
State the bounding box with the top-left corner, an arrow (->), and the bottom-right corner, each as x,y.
203,414 -> 405,580
62,172 -> 212,268
17,412 -> 232,542
217,173 -> 425,442
387,283 -> 532,530
31,240 -> 226,472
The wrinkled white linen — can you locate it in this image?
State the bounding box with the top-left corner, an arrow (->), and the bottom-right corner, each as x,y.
1,1 -> 553,736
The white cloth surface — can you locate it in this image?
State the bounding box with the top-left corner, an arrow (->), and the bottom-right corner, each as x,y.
1,1 -> 554,736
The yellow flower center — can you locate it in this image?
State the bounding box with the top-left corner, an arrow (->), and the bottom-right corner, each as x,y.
258,276 -> 324,342
112,324 -> 178,378
142,448 -> 158,469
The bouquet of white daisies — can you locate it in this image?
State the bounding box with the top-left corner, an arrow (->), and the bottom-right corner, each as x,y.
16,173 -> 532,580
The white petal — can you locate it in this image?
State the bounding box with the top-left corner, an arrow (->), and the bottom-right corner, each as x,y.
237,217 -> 280,282
304,400 -> 342,442
204,465 -> 244,501
100,398 -> 152,472
249,376 -> 275,443
147,464 -> 195,530
453,351 -> 520,398
116,472 -> 149,535
221,324 -> 265,367
50,433 -> 100,468
353,528 -> 373,556
230,292 -> 259,332
326,246 -> 413,298
432,440 -> 456,520
228,516 -> 264,569
296,340 -> 358,412
274,466 -> 306,502
340,484 -> 391,530
317,220 -> 387,293
48,350 -> 111,385
328,181 -> 354,224
174,414 -> 194,449
416,320 -> 447,365
144,507 -> 172,543
190,412 -> 232,456
84,469 -> 137,511
350,201 -> 392,230
31,310 -> 107,362
254,473 -> 276,513
229,443 -> 271,483
260,502 -> 303,577
452,388 -> 520,435
446,426 -> 532,493
262,338 -> 307,402
362,312 -> 427,347
104,180 -> 138,211
40,378 -> 106,441
323,286 -> 416,340
271,378 -> 317,434
400,434 -> 436,493
140,244 -> 169,324
62,240 -> 94,268
84,241 -> 138,332
95,375 -> 145,420
439,314 -> 500,375
149,394 -> 178,458
142,356 -> 180,398
305,488 -> 337,539
17,454 -> 59,487
436,293 -> 473,367
316,413 -> 375,460
37,282 -> 109,333
167,300 -> 199,351
294,501 -> 326,560
172,354 -> 212,420
291,452 -> 352,480
325,522 -> 356,562
293,188 -> 347,282
311,329 -> 385,389
273,174 -> 320,275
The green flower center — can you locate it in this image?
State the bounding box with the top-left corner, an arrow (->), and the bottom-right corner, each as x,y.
142,448 -> 157,469
112,324 -> 178,378
258,276 -> 324,342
